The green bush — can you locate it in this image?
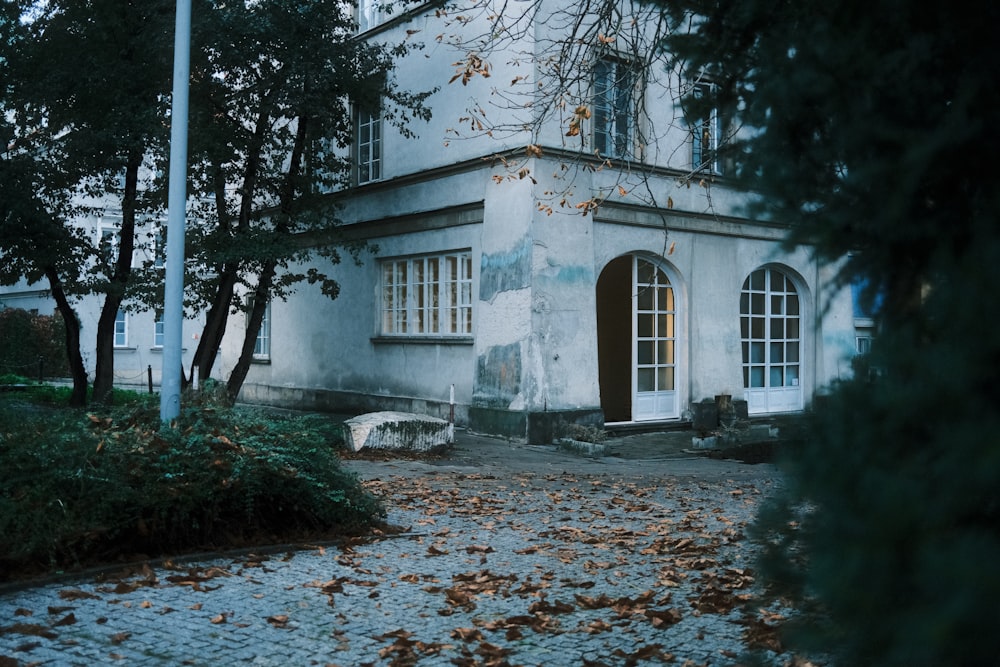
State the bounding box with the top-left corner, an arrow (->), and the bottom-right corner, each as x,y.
0,308 -> 70,379
0,397 -> 384,579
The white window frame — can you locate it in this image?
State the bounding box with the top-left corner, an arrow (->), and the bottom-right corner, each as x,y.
690,81 -> 726,174
252,301 -> 271,360
114,309 -> 128,348
356,106 -> 382,185
153,310 -> 164,348
381,251 -> 473,337
358,0 -> 385,32
593,55 -> 641,160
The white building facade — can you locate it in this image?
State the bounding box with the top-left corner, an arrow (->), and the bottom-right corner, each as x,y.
219,0 -> 860,441
1,0 -> 860,441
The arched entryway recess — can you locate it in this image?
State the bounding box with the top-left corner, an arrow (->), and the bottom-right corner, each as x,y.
597,254 -> 681,423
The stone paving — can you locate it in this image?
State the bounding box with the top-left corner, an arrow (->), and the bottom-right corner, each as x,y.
0,431 -> 797,667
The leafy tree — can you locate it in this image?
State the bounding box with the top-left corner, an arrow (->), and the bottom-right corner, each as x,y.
160,0 -> 431,402
1,25 -> 90,405
652,0 -> 1000,663
3,0 -> 175,405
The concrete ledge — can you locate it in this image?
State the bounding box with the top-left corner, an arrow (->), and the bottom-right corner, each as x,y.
557,438 -> 609,458
344,411 -> 455,452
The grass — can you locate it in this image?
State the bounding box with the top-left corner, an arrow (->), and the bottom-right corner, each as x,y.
0,386 -> 385,581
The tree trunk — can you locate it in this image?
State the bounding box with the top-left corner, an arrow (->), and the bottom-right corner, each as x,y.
188,110 -> 272,388
44,266 -> 88,407
225,263 -> 275,404
224,114 -> 310,403
92,150 -> 142,405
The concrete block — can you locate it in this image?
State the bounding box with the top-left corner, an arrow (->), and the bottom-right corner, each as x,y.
344,411 -> 455,452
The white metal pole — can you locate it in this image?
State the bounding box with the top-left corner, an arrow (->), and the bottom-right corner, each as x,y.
160,0 -> 191,422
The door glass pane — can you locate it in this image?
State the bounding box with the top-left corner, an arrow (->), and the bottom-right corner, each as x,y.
787,318 -> 800,339
740,317 -> 749,338
787,365 -> 799,385
659,287 -> 674,310
637,287 -> 653,310
637,260 -> 655,284
658,366 -> 674,391
637,368 -> 655,391
787,343 -> 799,363
751,293 -> 765,315
638,341 -> 654,364
787,294 -> 799,315
657,314 -> 671,337
770,366 -> 784,387
751,270 -> 765,290
770,342 -> 783,363
751,317 -> 765,338
770,317 -> 784,338
658,340 -> 673,364
750,366 -> 765,387
771,295 -> 783,315
637,314 -> 653,337
751,342 -> 764,363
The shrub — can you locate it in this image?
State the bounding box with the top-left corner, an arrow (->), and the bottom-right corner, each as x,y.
0,397 -> 384,579
0,308 -> 70,380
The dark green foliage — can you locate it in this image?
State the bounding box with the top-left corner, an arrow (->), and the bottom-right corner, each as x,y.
655,0 -> 1000,664
0,395 -> 383,580
0,308 -> 71,379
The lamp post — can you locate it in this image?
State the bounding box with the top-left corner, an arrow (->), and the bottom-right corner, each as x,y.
160,0 -> 191,422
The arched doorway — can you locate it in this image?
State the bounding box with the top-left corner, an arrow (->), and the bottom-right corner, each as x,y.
597,255 -> 679,422
740,267 -> 804,414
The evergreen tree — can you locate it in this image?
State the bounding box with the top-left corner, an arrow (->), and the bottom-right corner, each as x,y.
656,0 -> 1000,663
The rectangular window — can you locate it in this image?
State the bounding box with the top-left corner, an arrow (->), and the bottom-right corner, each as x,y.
252,301 -> 271,359
381,251 -> 473,337
356,106 -> 382,184
153,311 -> 164,348
593,56 -> 639,159
114,309 -> 128,347
358,0 -> 385,32
691,81 -> 726,174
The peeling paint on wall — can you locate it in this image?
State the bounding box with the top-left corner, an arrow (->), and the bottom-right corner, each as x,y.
473,342 -> 522,408
479,237 -> 531,301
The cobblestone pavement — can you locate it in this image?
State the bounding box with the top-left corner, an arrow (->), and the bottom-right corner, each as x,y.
0,432 -> 796,667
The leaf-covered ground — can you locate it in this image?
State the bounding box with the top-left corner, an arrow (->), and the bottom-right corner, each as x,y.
0,465 -> 816,666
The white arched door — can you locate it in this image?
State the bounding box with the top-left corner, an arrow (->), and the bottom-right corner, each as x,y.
740,268 -> 803,414
633,257 -> 678,421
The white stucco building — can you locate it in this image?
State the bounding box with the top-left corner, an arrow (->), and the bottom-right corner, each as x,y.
1,0 -> 861,441
217,0 -> 860,441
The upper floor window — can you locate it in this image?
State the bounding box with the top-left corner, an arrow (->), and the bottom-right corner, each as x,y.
356,106 -> 382,185
593,56 -> 641,160
358,0 -> 385,32
381,251 -> 473,337
690,81 -> 728,174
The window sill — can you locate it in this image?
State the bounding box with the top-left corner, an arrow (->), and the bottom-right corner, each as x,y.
251,356 -> 271,364
113,346 -> 137,352
372,336 -> 473,346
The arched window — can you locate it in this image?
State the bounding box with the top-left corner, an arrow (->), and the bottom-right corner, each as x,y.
740,268 -> 803,413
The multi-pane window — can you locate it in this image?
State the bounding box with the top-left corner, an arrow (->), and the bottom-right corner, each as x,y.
153,311 -> 164,348
114,309 -> 128,347
358,0 -> 385,32
593,56 -> 639,159
690,81 -> 726,174
741,268 -> 800,390
356,107 -> 382,184
252,301 -> 271,359
635,259 -> 675,394
382,252 -> 473,336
